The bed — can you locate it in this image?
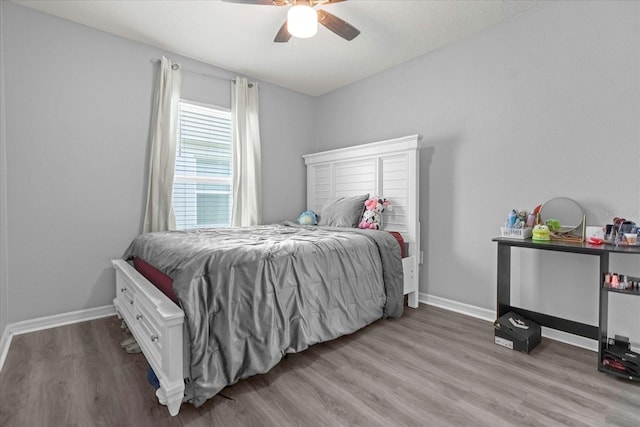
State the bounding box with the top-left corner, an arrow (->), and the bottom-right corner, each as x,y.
112,134 -> 424,416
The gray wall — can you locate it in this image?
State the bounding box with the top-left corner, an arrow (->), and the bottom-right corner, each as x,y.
316,1 -> 640,348
1,2 -> 316,324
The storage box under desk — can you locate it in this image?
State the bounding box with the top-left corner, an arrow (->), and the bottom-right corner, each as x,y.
494,311 -> 541,353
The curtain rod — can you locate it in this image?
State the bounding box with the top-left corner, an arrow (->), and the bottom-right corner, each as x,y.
149,58 -> 235,83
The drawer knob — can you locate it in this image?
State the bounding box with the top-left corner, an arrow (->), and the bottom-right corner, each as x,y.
136,314 -> 142,320
129,299 -> 134,305
120,287 -> 126,292
151,334 -> 159,342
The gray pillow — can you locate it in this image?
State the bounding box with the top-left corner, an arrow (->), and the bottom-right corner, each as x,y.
318,194 -> 369,228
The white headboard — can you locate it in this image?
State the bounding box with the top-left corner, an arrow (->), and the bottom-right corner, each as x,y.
303,134 -> 423,261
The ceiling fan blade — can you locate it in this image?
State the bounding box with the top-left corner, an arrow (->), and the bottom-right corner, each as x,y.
274,21 -> 292,43
317,9 -> 360,41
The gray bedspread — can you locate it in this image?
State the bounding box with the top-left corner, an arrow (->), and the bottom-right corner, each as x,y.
123,222 -> 403,406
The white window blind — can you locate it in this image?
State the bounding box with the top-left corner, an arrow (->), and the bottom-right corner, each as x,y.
173,101 -> 232,230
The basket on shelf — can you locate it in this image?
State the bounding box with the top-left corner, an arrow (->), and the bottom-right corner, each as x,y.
500,226 -> 532,239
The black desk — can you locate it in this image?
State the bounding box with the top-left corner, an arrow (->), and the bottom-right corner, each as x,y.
492,237 -> 640,381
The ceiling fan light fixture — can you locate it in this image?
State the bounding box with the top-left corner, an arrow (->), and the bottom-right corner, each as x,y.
287,5 -> 317,39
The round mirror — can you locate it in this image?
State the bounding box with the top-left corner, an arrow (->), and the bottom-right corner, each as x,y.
539,197 -> 584,233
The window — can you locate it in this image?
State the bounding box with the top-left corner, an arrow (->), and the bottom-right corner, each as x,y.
173,101 -> 232,230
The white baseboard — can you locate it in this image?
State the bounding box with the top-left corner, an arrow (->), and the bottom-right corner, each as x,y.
419,292 -> 598,352
0,326 -> 12,375
538,327 -> 598,352
0,305 -> 116,372
421,293 -> 495,322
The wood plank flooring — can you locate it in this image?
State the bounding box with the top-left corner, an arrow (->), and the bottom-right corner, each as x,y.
1,305 -> 638,426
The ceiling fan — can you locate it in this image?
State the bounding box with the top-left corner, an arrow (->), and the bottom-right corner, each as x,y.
223,0 -> 360,43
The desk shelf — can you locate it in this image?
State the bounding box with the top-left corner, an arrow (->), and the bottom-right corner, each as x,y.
493,237 -> 640,383
598,364 -> 638,382
602,286 -> 640,297
602,275 -> 640,297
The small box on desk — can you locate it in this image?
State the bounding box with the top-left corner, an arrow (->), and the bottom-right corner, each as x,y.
494,312 -> 541,353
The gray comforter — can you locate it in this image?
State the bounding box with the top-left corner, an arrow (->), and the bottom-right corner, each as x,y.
124,222 -> 404,406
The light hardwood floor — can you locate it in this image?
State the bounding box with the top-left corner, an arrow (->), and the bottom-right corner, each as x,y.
1,305 -> 638,427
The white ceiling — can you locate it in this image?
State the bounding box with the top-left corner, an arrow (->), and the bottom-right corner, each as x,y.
13,0 -> 546,96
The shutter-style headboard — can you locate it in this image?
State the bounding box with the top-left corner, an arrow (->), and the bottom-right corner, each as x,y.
303,134 -> 423,260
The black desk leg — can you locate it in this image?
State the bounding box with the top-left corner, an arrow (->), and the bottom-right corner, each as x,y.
598,252 -> 609,368
497,243 -> 511,318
